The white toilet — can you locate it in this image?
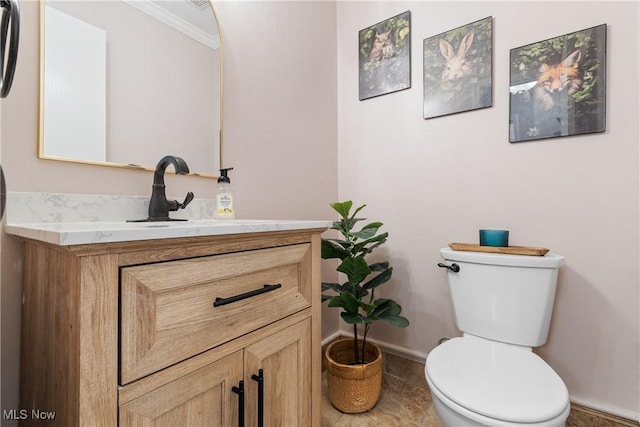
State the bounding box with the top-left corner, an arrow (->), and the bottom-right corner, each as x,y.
426,247 -> 570,427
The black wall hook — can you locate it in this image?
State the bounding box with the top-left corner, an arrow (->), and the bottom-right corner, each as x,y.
0,0 -> 19,98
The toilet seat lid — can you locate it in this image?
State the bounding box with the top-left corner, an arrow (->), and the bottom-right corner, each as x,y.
426,336 -> 569,423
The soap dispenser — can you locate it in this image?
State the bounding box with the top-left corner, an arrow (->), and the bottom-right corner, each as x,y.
214,167 -> 235,220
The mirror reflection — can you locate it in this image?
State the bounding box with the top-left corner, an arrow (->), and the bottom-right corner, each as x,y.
40,0 -> 222,176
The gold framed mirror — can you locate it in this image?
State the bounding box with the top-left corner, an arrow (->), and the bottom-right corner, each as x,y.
38,0 -> 223,177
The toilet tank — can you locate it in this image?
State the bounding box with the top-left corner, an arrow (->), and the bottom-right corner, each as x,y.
440,248 -> 564,347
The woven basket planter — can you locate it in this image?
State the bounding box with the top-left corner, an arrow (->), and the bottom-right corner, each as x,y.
325,338 -> 382,413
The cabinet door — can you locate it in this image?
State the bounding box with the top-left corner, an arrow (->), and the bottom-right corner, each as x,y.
244,318 -> 311,427
119,351 -> 243,426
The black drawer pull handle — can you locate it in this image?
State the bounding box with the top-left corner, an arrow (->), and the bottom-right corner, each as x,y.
231,380 -> 245,427
251,369 -> 264,427
213,284 -> 282,307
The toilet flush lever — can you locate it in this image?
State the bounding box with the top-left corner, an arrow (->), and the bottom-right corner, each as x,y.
437,263 -> 460,273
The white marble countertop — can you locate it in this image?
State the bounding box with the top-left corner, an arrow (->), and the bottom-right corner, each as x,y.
5,219 -> 332,246
4,192 -> 331,246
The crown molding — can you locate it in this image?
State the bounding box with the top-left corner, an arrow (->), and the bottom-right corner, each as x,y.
123,0 -> 220,50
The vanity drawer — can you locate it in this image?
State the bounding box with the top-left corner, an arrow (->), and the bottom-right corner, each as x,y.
120,243 -> 312,384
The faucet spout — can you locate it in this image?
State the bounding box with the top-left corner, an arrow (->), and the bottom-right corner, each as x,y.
153,155 -> 190,187
146,155 -> 193,221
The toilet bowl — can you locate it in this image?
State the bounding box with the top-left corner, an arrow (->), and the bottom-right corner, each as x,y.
425,335 -> 570,427
429,248 -> 570,426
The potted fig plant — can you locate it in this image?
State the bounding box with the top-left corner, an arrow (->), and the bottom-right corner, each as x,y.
322,200 -> 409,413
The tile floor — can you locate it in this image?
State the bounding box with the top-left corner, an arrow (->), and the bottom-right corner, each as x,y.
321,372 -> 443,427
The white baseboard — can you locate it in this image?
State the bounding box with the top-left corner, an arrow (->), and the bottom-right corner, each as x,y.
323,332 -> 427,363
320,331 -> 344,348
570,397 -> 639,423
367,337 -> 428,363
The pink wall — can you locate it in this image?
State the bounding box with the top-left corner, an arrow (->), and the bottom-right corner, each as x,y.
0,0 -> 338,418
214,0 -> 338,221
337,1 -> 639,420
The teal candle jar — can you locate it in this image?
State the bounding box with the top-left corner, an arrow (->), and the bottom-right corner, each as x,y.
479,229 -> 509,247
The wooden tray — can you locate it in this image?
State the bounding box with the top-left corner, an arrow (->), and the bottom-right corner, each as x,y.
449,243 -> 549,256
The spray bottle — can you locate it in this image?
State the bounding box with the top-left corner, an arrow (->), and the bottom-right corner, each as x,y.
214,167 -> 235,220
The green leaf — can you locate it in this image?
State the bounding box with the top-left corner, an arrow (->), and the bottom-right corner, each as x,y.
362,268 -> 393,290
325,238 -> 352,249
321,282 -> 344,293
351,222 -> 382,240
369,261 -> 389,272
330,201 -> 353,219
327,295 -> 346,308
330,220 -> 343,230
381,315 -> 410,328
337,256 -> 371,285
341,312 -> 366,324
358,300 -> 377,313
370,299 -> 401,318
345,217 -> 366,233
354,286 -> 369,300
321,240 -> 349,260
368,300 -> 409,328
349,204 -> 367,221
327,293 -> 359,315
362,221 -> 383,230
353,232 -> 388,256
354,232 -> 388,249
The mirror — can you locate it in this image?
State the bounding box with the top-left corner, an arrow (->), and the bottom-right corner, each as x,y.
39,0 -> 222,177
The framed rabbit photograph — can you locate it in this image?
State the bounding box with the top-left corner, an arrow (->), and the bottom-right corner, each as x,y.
359,11 -> 411,101
423,17 -> 493,119
509,24 -> 607,143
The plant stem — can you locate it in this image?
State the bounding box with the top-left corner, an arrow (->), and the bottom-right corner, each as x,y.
362,289 -> 374,362
353,323 -> 359,364
362,323 -> 370,363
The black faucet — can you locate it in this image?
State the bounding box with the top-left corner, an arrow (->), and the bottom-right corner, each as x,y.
130,155 -> 194,222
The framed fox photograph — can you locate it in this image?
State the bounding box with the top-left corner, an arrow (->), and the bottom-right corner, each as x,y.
509,24 -> 607,143
423,17 -> 493,119
359,11 -> 411,101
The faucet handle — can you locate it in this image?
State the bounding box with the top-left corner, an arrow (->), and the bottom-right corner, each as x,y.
167,192 -> 194,212
178,192 -> 194,209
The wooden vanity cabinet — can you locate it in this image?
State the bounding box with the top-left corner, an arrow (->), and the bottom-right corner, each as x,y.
18,229 -> 324,426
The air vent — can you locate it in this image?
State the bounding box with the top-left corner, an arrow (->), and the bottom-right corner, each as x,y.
186,0 -> 209,10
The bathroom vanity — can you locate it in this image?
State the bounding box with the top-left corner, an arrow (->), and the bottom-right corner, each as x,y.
7,206 -> 328,426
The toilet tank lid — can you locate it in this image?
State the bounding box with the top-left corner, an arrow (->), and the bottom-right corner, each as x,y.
426,337 -> 569,423
440,247 -> 564,268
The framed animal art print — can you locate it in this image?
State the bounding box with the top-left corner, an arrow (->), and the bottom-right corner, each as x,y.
359,11 -> 411,101
423,17 -> 493,119
509,24 -> 607,143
